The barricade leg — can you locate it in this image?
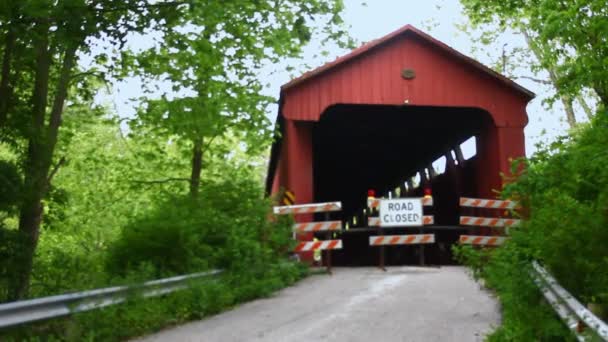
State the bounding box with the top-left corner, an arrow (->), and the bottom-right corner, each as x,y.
325,212 -> 332,274
377,225 -> 386,271
418,226 -> 425,266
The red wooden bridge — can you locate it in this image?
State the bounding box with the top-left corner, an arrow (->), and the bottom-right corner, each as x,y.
266,25 -> 533,265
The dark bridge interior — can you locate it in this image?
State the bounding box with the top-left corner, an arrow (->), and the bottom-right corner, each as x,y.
312,104 -> 493,265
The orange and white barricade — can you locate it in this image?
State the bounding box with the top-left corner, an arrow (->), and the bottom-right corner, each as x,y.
273,201 -> 343,273
369,234 -> 435,246
293,221 -> 342,233
294,240 -> 343,252
459,216 -> 520,228
273,201 -> 341,215
458,197 -> 520,247
459,197 -> 517,209
365,195 -> 436,268
459,235 -> 507,246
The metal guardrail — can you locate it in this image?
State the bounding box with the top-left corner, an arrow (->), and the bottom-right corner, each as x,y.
0,269 -> 223,329
532,261 -> 608,341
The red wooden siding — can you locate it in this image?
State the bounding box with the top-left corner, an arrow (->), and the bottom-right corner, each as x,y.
281,33 -> 529,127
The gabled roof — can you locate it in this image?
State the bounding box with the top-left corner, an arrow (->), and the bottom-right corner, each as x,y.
281,24 -> 534,99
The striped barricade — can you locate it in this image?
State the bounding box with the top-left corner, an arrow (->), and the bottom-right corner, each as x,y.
294,240 -> 343,252
367,197 -> 433,209
368,216 -> 434,227
293,221 -> 342,233
273,201 -> 341,215
272,201 -> 343,273
459,235 -> 507,246
459,197 -> 517,209
369,234 -> 435,246
459,197 -> 521,239
459,216 -> 521,228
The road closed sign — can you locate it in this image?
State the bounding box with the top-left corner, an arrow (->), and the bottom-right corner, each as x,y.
379,198 -> 423,227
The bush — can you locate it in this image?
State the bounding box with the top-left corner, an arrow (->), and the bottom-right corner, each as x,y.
0,172 -> 303,341
106,177 -> 294,277
455,111 -> 608,340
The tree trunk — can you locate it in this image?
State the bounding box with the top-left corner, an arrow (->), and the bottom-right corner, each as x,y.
559,92 -> 577,128
544,64 -> 577,128
12,23 -> 51,300
0,26 -> 15,126
189,137 -> 203,198
521,29 -> 577,128
576,95 -> 594,120
593,87 -> 608,109
13,35 -> 78,300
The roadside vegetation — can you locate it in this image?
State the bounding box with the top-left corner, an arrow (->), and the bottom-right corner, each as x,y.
456,0 -> 607,340
455,111 -> 608,340
0,1 -> 352,340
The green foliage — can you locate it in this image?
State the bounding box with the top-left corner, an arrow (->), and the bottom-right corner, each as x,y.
0,109 -> 304,340
0,0 -> 351,299
0,227 -> 26,301
106,178 -> 294,277
455,111 -> 608,340
0,96 -> 307,340
460,0 -> 608,107
0,159 -> 21,213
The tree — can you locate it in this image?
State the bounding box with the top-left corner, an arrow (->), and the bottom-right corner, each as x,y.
460,0 -> 608,112
457,1 -> 603,128
0,0 -> 350,299
127,0 -> 352,198
0,0 -> 181,299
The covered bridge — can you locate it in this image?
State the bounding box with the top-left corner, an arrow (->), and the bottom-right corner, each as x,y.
266,25 -> 534,264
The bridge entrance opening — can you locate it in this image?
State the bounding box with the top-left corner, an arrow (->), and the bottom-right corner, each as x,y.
312,104 -> 493,266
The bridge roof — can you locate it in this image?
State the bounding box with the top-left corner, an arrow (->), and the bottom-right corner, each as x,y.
278,24 -> 534,124
282,24 -> 534,98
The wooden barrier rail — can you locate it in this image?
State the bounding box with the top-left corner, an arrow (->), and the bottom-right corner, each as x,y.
273,202 -> 341,215
294,240 -> 343,252
459,216 -> 520,228
369,234 -> 435,246
459,197 -> 517,209
459,235 -> 507,246
293,221 -> 342,232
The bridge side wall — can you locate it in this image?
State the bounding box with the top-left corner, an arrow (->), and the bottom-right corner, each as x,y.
271,120 -> 316,260
475,125 -> 526,199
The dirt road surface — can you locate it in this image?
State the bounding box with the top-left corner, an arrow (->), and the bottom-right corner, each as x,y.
138,266 -> 500,342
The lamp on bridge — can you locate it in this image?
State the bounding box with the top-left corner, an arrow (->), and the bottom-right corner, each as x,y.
367,189 -> 376,199
424,187 -> 432,198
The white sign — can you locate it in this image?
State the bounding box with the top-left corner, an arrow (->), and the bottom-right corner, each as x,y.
379,198 -> 423,227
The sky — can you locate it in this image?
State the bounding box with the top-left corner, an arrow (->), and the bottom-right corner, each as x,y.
103,0 -> 591,157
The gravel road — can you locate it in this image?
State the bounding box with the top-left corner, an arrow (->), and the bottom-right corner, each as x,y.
137,266 -> 500,342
